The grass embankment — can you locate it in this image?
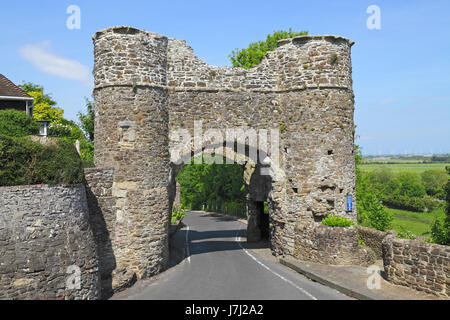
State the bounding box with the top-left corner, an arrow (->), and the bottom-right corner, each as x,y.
360,163 -> 448,174
388,207 -> 446,239
360,160 -> 448,239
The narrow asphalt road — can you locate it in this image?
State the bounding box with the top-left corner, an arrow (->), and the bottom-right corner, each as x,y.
112,211 -> 350,300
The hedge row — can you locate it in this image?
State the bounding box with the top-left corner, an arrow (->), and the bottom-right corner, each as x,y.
0,135 -> 84,186
382,194 -> 440,212
0,109 -> 40,137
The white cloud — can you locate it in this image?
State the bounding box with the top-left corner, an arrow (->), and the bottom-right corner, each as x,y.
19,41 -> 93,87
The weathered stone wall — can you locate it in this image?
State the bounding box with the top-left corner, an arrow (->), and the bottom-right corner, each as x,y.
0,184 -> 100,300
357,225 -> 390,259
167,35 -> 353,91
166,32 -> 357,257
382,235 -> 449,298
293,222 -> 374,266
84,168 -> 117,298
173,182 -> 181,208
92,26 -> 357,287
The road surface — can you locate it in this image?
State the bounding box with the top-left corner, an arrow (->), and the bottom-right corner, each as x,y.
112,211 -> 350,300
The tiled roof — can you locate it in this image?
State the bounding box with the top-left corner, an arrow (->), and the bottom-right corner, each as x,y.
0,74 -> 32,99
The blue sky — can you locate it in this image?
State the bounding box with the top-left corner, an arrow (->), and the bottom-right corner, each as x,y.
1,0 -> 449,155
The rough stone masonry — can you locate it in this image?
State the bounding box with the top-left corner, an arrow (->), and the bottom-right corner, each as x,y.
92,26 -> 357,289
0,184 -> 100,300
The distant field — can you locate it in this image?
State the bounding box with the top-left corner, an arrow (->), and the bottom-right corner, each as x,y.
360,162 -> 449,174
387,207 -> 446,238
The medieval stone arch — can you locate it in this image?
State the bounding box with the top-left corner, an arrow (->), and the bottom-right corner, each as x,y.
168,140 -> 284,246
92,26 -> 356,288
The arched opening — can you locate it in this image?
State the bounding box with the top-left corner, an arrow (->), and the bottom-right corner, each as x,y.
167,142 -> 276,247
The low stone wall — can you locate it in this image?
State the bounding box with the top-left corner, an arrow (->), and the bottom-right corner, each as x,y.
0,184 -> 100,300
382,235 -> 449,298
293,222 -> 374,266
83,168 -> 117,298
83,168 -> 139,295
356,225 -> 390,259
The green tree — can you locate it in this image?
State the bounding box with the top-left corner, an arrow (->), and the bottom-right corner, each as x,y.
229,29 -> 308,69
20,82 -> 94,168
19,82 -> 64,123
177,156 -> 246,211
394,172 -> 426,198
421,169 -> 447,198
357,172 -> 393,231
366,167 -> 395,194
355,145 -> 393,231
29,91 -> 64,123
77,98 -> 95,142
430,166 -> 450,245
19,82 -> 57,106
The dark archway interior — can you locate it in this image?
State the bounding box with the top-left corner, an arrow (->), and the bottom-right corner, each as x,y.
169,148 -> 274,245
256,201 -> 270,240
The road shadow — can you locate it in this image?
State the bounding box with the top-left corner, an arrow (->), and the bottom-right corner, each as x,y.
169,227 -> 248,262
84,184 -> 116,300
197,212 -> 247,223
169,213 -> 270,263
188,228 -> 245,241
169,227 -> 188,267
242,239 -> 271,250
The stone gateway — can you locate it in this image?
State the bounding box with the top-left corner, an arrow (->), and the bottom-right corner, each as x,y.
91,26 -> 357,291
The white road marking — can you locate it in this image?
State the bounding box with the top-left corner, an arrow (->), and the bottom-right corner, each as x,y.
185,226 -> 191,263
235,234 -> 318,300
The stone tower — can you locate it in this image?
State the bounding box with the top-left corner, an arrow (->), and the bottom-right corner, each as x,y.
93,27 -> 171,282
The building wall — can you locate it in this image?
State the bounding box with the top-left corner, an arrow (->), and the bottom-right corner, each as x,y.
0,100 -> 26,112
0,184 -> 100,300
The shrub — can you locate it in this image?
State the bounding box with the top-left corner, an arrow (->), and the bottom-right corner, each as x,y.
34,139 -> 84,185
364,197 -> 393,231
422,196 -> 440,211
430,219 -> 447,245
80,140 -> 94,168
171,204 -> 186,224
321,214 -> 354,227
357,173 -> 393,231
357,236 -> 366,249
48,120 -> 95,168
229,29 -> 308,69
396,227 -> 417,240
0,109 -> 40,137
48,122 -> 73,137
0,135 -> 84,186
430,166 -> 450,245
394,172 -> 427,198
222,201 -> 246,217
421,170 -> 447,197
381,194 -> 439,212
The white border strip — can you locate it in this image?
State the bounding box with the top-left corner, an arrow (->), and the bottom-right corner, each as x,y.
185,226 -> 191,263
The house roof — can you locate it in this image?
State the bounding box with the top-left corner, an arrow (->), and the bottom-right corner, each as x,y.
0,74 -> 33,99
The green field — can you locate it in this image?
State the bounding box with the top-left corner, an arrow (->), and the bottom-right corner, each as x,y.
388,207 -> 446,239
360,162 -> 449,174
